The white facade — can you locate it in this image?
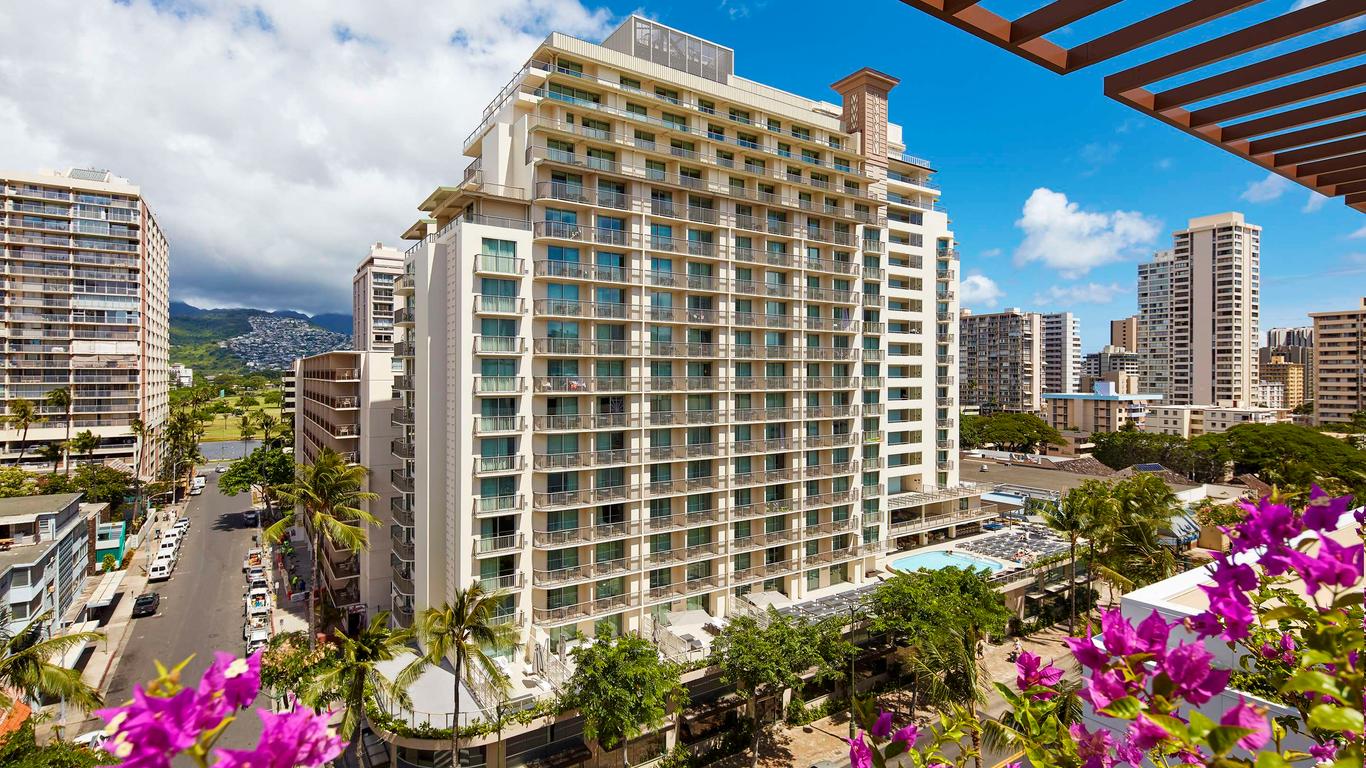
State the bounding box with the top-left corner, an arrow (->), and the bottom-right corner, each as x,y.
0,169 -> 170,479
391,16 -> 966,705
352,243 -> 404,352
0,493 -> 92,635
958,308 -> 1043,413
169,363 -> 193,388
1254,380 -> 1283,410
1139,214 -> 1260,407
1041,311 -> 1081,394
1142,404 -> 1278,439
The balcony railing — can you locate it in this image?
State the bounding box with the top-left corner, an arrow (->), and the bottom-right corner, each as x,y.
532,520 -> 638,547
474,533 -> 523,555
475,455 -> 524,474
474,494 -> 525,515
390,469 -> 414,494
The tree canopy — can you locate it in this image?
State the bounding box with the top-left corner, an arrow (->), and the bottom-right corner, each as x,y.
961,413 -> 1064,454
219,446 -> 295,500
1206,422 -> 1366,499
565,627 -> 682,764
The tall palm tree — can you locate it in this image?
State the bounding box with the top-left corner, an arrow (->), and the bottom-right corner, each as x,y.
36,443 -> 64,476
129,419 -> 147,518
902,631 -> 989,768
0,610 -> 104,712
6,398 -> 36,467
240,415 -> 257,457
306,613 -> 414,768
1043,490 -> 1087,635
399,582 -> 517,767
69,430 -> 101,470
256,412 -> 278,446
267,447 -> 379,648
44,389 -> 72,476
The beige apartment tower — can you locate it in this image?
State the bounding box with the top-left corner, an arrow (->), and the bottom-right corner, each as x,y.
1311,298 -> 1366,425
1110,315 -> 1138,352
292,350 -> 399,633
1138,214 -> 1261,406
0,169 -> 170,477
391,16 -> 974,713
958,308 -> 1043,413
1260,355 -> 1305,411
352,243 -> 404,352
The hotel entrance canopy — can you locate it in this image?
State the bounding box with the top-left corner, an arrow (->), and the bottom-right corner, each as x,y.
899,1 -> 1366,213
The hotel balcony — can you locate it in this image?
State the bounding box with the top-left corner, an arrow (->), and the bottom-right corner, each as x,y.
475,455 -> 524,475
532,519 -> 639,547
473,494 -> 526,517
478,573 -> 523,593
390,529 -> 415,561
533,556 -> 637,587
532,593 -> 640,627
391,568 -> 414,596
390,439 -> 415,459
390,496 -> 414,527
474,533 -> 524,556
390,468 -> 414,494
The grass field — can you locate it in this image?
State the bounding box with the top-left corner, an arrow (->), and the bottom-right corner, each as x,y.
199,395 -> 284,442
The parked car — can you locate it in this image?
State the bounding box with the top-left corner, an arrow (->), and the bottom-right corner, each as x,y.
189,486 -> 203,496
242,509 -> 259,527
216,464 -> 228,474
132,592 -> 160,617
71,731 -> 106,749
173,517 -> 191,532
148,559 -> 172,582
193,474 -> 207,489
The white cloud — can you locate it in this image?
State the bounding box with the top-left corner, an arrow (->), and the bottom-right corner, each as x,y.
1241,173 -> 1292,203
1013,188 -> 1161,278
1348,224 -> 1366,240
979,247 -> 1002,259
1302,192 -> 1327,213
1033,282 -> 1127,306
0,0 -> 615,314
960,274 -> 1004,308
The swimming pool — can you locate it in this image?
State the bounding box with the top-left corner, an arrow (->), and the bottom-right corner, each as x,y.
890,551 -> 1004,573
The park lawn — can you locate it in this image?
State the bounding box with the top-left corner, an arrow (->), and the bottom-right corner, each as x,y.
199,402 -> 284,442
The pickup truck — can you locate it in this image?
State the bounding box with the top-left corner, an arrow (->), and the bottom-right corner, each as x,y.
244,587 -> 271,618
245,627 -> 271,656
242,548 -> 264,572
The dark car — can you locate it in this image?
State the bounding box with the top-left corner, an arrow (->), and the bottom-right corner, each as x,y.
132,592 -> 160,618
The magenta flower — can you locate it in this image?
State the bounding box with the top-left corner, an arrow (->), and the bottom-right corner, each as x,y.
1302,486 -> 1352,532
214,701 -> 346,768
1127,715 -> 1172,751
1081,667 -> 1131,711
891,724 -> 919,747
95,687 -> 204,768
870,710 -> 894,740
1160,642 -> 1230,706
1293,535 -> 1364,594
1015,651 -> 1064,698
1309,741 -> 1338,762
1099,608 -> 1143,656
199,651 -> 262,711
1069,723 -> 1117,768
1220,698 -> 1270,752
1135,611 -> 1171,654
847,731 -> 873,768
1066,633 -> 1110,670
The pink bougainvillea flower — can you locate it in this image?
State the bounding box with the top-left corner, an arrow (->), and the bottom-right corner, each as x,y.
1015,651 -> 1064,697
1220,698 -> 1271,752
847,731 -> 873,768
214,701 -> 345,768
1127,715 -> 1172,751
199,650 -> 262,711
891,724 -> 919,748
871,710 -> 894,740
1161,642 -> 1230,706
1069,723 -> 1117,768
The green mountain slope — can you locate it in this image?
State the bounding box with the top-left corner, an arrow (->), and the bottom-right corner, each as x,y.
169,302 -> 351,377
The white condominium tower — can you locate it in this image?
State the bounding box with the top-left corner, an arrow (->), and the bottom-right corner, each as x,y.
0,169 -> 169,477
352,243 -> 404,352
1137,213 -> 1260,406
1041,312 -> 1081,394
958,308 -> 1043,413
392,16 -> 965,669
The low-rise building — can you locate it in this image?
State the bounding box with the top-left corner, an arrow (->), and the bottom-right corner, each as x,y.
1254,380 -> 1284,410
293,350 -> 398,634
1142,404 -> 1279,439
169,364 -> 194,388
1043,378 -> 1162,455
0,493 -> 93,634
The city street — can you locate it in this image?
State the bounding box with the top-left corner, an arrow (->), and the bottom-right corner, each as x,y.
103,464 -> 271,751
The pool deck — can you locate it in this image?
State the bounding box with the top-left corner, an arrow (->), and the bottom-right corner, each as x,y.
875,521 -> 1041,576
889,550 -> 1006,573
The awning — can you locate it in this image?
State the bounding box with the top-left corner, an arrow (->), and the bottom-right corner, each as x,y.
56,620 -> 99,668
1044,583 -> 1068,594
87,569 -> 127,609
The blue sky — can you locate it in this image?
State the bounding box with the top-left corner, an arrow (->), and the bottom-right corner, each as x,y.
616,0 -> 1366,351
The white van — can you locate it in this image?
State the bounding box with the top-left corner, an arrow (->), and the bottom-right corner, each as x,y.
156,538 -> 179,563
148,558 -> 172,582
192,474 -> 207,489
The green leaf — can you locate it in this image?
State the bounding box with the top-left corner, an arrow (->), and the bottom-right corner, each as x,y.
1283,669 -> 1342,699
1099,696 -> 1142,720
1308,703 -> 1363,733
1254,752 -> 1290,768
1204,725 -> 1254,756
1259,605 -> 1310,622
1187,710 -> 1215,740
1332,591 -> 1363,609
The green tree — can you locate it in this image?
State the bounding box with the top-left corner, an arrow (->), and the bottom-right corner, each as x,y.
306,613 -> 414,768
399,582 -> 517,767
1043,488 -> 1088,635
128,418 -> 147,517
1212,422 -> 1366,499
1090,474 -> 1181,594
565,627 -> 683,768
237,394 -> 260,408
0,610 -> 104,712
6,398 -> 37,468
977,413 -> 1064,454
219,447 -> 294,519
44,389 -> 72,476
0,720 -> 106,768
69,465 -> 134,507
67,431 -> 100,471
712,612 -> 828,768
0,468 -> 33,498
239,415 -> 257,455
901,631 -> 990,768
960,414 -> 986,450
267,448 -> 379,647
36,443 -> 64,476
255,412 -> 279,445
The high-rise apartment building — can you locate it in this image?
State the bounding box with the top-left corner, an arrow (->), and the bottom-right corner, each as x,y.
1137,213 -> 1261,406
391,16 -> 972,704
1081,345 -> 1142,392
1267,326 -> 1312,348
0,169 -> 170,477
1259,355 -> 1305,411
1310,297 -> 1366,425
958,308 -> 1042,413
1041,312 -> 1081,394
1137,249 -> 1175,398
1110,315 -> 1137,352
292,350 -> 398,633
352,243 -> 404,352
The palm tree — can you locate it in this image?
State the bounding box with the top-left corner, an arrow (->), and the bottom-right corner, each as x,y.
36,443 -> 64,476
0,610 -> 104,712
399,582 -> 516,768
44,389 -> 72,476
267,448 -> 379,647
240,415 -> 257,456
68,430 -> 101,470
306,613 -> 414,768
129,419 -> 147,518
1043,490 -> 1087,635
256,412 -> 278,446
6,398 -> 37,467
907,631 -> 990,768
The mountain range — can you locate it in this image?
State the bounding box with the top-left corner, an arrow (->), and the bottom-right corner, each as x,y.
170,301 -> 353,376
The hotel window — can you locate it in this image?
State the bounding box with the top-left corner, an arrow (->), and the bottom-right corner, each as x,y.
620,76 -> 641,91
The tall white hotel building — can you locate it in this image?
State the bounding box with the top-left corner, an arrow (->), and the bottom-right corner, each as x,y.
391,17 -> 974,665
